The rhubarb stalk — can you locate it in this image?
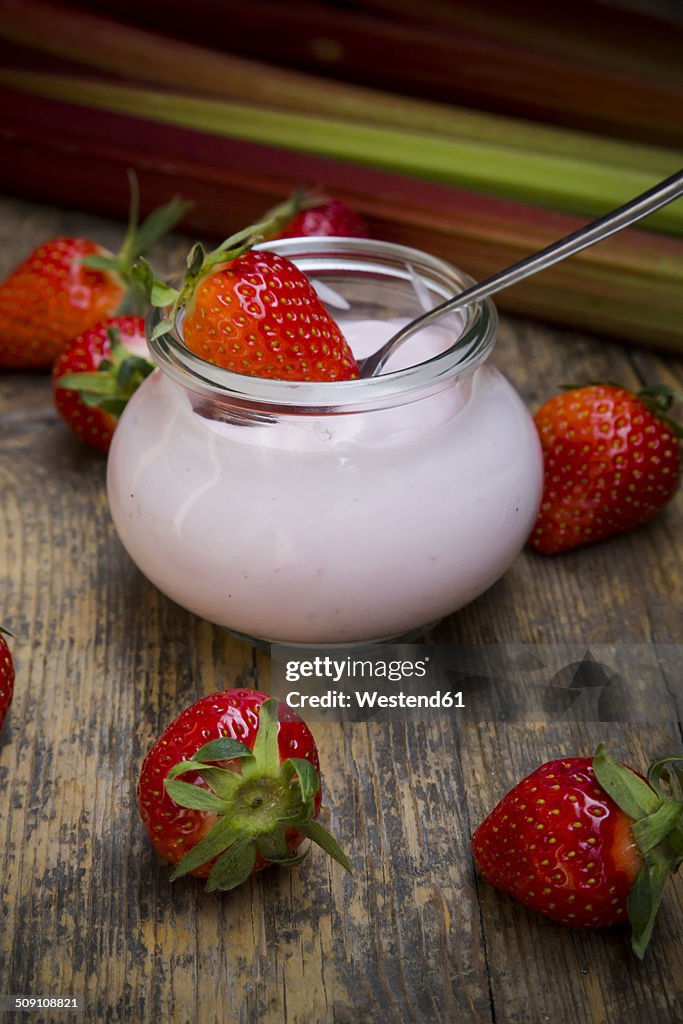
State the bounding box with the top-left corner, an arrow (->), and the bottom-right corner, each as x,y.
1,69 -> 682,237
1,85 -> 682,352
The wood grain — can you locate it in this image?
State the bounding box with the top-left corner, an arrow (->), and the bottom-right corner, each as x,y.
0,197 -> 681,1024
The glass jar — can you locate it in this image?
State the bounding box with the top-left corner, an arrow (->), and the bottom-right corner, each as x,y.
107,238 -> 543,647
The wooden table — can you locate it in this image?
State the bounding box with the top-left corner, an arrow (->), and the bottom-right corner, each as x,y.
1,196 -> 681,1024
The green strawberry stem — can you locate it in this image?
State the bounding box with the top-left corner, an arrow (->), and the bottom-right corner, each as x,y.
636,385 -> 683,439
593,744 -> 683,958
164,698 -> 350,891
56,327 -> 155,417
80,171 -> 191,315
132,189 -> 309,340
258,187 -> 329,232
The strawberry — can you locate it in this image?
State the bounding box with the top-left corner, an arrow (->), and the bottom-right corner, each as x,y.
472,745 -> 683,957
181,249 -> 359,381
137,688 -> 350,892
530,384 -> 681,554
138,194 -> 359,382
0,188 -> 187,370
277,198 -> 370,239
0,238 -> 126,370
52,316 -> 153,453
0,628 -> 15,734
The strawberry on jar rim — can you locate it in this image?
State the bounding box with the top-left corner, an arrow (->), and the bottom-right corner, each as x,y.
136,192 -> 359,383
52,316 -> 154,453
472,745 -> 683,957
0,183 -> 187,370
530,383 -> 681,554
137,688 -> 350,891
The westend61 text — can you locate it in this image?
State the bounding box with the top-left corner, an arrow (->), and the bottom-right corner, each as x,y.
286,690 -> 465,710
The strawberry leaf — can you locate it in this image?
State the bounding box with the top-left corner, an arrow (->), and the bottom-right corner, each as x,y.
186,243 -> 205,276
75,177 -> 187,315
165,759 -> 202,782
165,754 -> 248,801
668,830 -> 683,859
92,398 -> 127,416
277,807 -> 315,828
118,168 -> 141,268
637,383 -> 683,408
56,335 -> 154,420
285,757 -> 320,805
298,820 -> 351,873
628,853 -> 672,959
130,257 -> 155,296
152,281 -> 180,307
193,737 -> 254,762
150,317 -> 173,340
115,171 -> 189,267
631,801 -> 683,854
164,778 -> 230,813
131,259 -> 179,308
116,356 -> 154,391
193,767 -> 244,801
206,839 -> 256,892
637,385 -> 683,437
80,253 -> 126,273
593,744 -> 659,819
256,828 -> 291,862
620,751 -> 683,956
129,196 -> 191,262
263,850 -> 309,868
647,755 -> 683,799
56,372 -> 115,394
171,816 -> 242,881
243,699 -> 281,779
258,187 -> 310,239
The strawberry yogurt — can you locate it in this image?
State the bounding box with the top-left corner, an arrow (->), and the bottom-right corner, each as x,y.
107,238 -> 543,645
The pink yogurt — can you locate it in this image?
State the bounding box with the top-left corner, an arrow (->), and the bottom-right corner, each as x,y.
107,239 -> 543,646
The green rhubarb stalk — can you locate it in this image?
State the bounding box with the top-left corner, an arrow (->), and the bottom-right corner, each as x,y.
0,0 -> 678,178
3,77 -> 683,350
27,0 -> 680,148
1,69 -> 682,236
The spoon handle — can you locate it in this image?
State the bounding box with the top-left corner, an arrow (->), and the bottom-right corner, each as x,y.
361,168 -> 683,377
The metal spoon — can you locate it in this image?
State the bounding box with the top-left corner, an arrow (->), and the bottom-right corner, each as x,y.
358,168 -> 683,377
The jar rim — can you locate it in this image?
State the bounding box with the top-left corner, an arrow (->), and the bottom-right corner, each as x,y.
147,236 -> 498,413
